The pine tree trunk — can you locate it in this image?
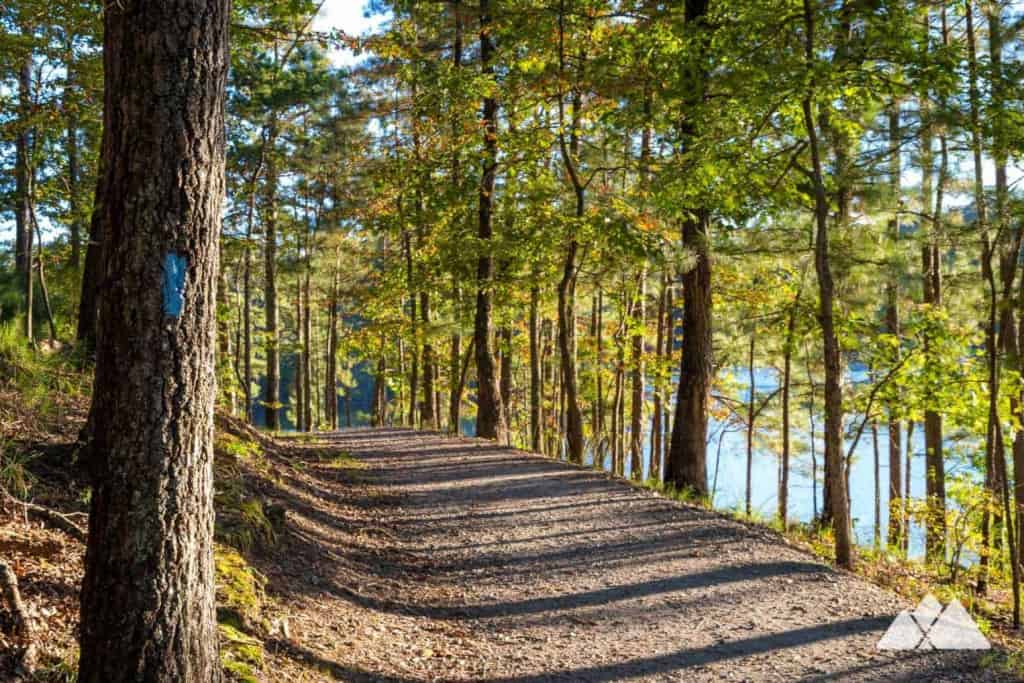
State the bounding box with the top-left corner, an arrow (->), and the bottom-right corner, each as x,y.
77,169 -> 104,351
474,0 -> 506,442
530,285 -> 542,452
65,42 -> 83,270
78,0 -> 227,677
921,82 -> 946,562
303,269 -> 313,431
745,332 -> 756,515
263,127 -> 280,431
665,0 -> 711,497
295,280 -> 305,432
966,1 -> 997,593
885,105 -> 904,553
873,418 -> 881,548
779,295 -> 797,526
629,268 -> 645,481
422,291 -> 435,429
802,0 -> 853,567
499,326 -> 513,443
15,48 -> 32,279
651,274 -> 666,481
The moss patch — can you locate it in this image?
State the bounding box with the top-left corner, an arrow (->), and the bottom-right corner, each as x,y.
216,546 -> 267,681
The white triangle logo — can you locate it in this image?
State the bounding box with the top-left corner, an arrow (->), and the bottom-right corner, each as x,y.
877,610 -> 926,650
878,595 -> 990,650
927,599 -> 991,650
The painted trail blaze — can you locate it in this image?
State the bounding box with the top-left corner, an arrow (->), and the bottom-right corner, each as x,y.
162,253 -> 188,317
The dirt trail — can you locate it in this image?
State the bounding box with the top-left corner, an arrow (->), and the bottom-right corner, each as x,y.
264,428 -> 1008,682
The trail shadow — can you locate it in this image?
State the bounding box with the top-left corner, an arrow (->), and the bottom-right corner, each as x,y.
266,637 -> 420,682
479,617 -> 912,682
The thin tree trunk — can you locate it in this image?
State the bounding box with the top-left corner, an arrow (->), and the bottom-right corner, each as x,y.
78,0 -> 227,676
499,326 -> 513,444
15,48 -> 32,279
77,169 -> 104,351
65,40 -> 83,270
303,267 -> 313,431
530,285 -> 542,452
30,205 -> 56,341
422,291 -> 435,429
745,331 -> 756,515
873,418 -> 881,548
629,268 -> 646,481
921,39 -> 946,560
651,274 -> 667,481
802,0 -> 853,568
885,104 -> 904,553
967,1 -> 996,594
263,126 -> 280,431
779,290 -> 797,526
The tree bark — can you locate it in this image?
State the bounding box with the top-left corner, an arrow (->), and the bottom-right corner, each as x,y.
884,105 -> 904,552
65,41 -> 83,270
78,0 -> 227,678
651,274 -> 667,481
473,0 -> 506,441
263,125 -> 280,431
15,47 -> 32,279
76,169 -> 104,351
745,332 -> 756,515
530,285 -> 542,452
779,289 -> 798,526
666,0 -> 711,496
921,61 -> 946,561
629,268 -> 646,481
802,0 -> 853,568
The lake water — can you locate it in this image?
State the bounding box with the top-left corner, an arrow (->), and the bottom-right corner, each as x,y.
465,366 -> 982,561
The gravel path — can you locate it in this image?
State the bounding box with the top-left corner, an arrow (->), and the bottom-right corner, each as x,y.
265,428 -> 1012,682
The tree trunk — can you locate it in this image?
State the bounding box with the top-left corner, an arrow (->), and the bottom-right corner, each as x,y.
15,48 -> 32,279
921,72 -> 946,561
263,126 -> 280,431
303,268 -> 313,430
966,0 -> 997,594
665,0 -> 711,498
745,332 -> 756,515
554,0 -> 585,464
65,42 -> 83,270
78,0 -> 227,678
422,291 -> 436,429
448,0 -> 464,437
802,0 -> 853,568
530,285 -> 542,452
885,105 -> 904,553
629,268 -> 646,481
651,274 -> 667,481
77,168 -> 104,351
779,292 -> 797,526
294,279 -> 305,432
872,418 -> 881,548
499,326 -> 513,443
474,0 -> 506,441
666,207 -> 712,496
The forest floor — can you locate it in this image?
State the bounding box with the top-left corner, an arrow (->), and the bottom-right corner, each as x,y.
259,428 -> 1017,682
3,419 -> 1021,681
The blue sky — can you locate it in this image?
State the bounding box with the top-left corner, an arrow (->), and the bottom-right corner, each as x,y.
313,1 -> 386,66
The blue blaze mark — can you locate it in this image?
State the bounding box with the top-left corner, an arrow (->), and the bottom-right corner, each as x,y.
162,253 -> 188,317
